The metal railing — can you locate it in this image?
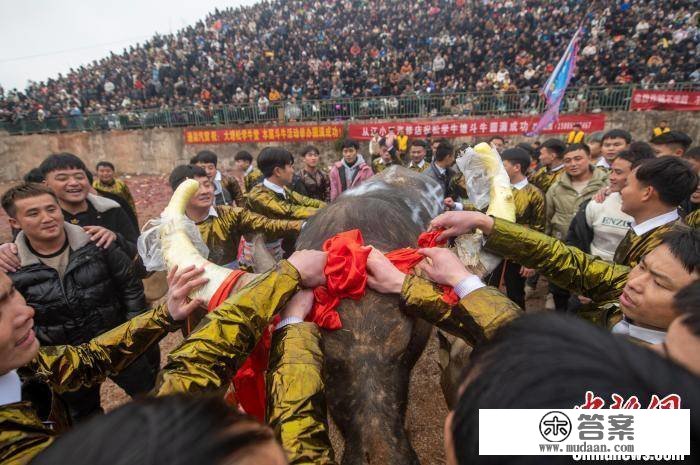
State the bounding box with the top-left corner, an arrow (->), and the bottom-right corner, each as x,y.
1,83 -> 697,135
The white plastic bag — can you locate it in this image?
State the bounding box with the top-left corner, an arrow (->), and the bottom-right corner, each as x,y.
455,146 -> 491,210
137,214 -> 210,272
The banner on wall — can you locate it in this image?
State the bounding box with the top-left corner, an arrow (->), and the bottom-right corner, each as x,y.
630,89 -> 700,111
184,123 -> 344,144
346,114 -> 606,140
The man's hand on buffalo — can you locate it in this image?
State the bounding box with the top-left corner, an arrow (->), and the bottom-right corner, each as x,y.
166,265 -> 208,321
416,247 -> 472,288
366,248 -> 406,294
429,211 -> 494,242
287,250 -> 327,288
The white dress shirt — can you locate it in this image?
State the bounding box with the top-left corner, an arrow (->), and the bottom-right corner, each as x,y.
263,178 -> 287,199
0,370 -> 22,406
453,276 -> 486,299
512,178 -> 529,190
631,210 -> 679,236
611,319 -> 666,344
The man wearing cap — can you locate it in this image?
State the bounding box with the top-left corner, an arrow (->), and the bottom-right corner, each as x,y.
650,131 -> 693,158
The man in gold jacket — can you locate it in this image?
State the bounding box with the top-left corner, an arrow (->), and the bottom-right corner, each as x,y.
246,148 -> 325,259
613,156 -> 697,268
528,138 -> 566,194
407,139 -> 430,173
2,247 -> 335,465
371,142 -> 402,174
153,250 -> 337,465
428,211 -> 700,345
487,148 -> 545,309
168,165 -> 303,267
0,266 -> 207,465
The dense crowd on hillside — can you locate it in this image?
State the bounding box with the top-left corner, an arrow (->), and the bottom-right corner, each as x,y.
1,0 -> 699,124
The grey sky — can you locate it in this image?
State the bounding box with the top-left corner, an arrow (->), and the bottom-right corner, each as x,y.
0,0 -> 256,92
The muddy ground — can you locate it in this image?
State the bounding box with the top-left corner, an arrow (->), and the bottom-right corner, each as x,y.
0,175 -> 548,464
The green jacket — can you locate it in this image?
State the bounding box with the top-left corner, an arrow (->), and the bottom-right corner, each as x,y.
545,167 -> 608,240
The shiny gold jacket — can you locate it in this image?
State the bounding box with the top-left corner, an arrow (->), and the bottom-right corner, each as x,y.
244,168 -> 265,192
514,183 -> 546,233
196,206 -> 302,265
1,303 -> 178,465
267,323 -> 336,465
407,161 -> 429,173
685,209 -> 700,228
92,178 -> 136,213
246,184 -> 326,221
154,262 -> 333,464
155,261 -> 300,395
371,158 -> 401,174
613,220 -> 681,268
528,165 -> 564,194
484,218 -> 629,327
401,275 -> 522,346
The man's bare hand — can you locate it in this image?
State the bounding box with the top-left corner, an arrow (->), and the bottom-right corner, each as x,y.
415,247 -> 471,288
0,243 -> 20,272
288,250 -> 327,288
429,211 -> 494,242
366,248 -> 406,294
83,225 -> 117,249
593,186 -> 610,204
166,265 -> 207,321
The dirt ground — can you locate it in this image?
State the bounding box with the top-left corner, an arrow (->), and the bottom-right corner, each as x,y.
0,175 -> 548,465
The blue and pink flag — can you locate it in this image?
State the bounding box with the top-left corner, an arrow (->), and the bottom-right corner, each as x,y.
526,27 -> 583,136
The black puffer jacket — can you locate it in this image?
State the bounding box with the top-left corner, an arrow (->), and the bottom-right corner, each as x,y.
9,223 -> 146,346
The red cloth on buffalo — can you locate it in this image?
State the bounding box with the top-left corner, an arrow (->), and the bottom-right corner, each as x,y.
209,228 -> 456,421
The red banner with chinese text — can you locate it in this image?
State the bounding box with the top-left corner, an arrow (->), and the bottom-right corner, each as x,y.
630,90 -> 700,111
346,114 -> 606,140
183,124 -> 344,144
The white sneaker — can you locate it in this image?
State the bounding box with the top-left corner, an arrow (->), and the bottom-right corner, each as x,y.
545,293 -> 555,311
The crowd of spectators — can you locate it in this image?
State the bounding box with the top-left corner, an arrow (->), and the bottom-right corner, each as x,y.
1,0 -> 698,126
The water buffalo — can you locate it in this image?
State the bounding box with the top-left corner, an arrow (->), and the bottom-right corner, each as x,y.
295,166 -> 444,464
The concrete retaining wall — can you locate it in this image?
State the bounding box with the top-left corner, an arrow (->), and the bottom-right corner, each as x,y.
0,111 -> 697,182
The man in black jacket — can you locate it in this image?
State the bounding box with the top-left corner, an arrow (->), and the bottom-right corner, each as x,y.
0,153 -> 141,275
1,183 -> 158,420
